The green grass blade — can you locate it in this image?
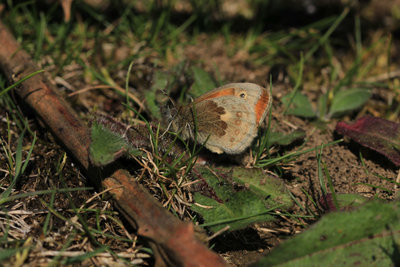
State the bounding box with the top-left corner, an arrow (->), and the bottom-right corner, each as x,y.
304,7 -> 349,62
0,70 -> 44,97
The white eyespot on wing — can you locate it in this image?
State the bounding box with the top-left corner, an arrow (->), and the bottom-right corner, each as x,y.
189,83 -> 271,154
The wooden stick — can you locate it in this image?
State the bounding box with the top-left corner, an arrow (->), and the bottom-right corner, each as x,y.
0,20 -> 228,267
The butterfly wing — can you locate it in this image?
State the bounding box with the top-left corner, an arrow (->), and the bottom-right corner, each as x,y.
195,83 -> 271,125
173,83 -> 272,154
194,97 -> 257,154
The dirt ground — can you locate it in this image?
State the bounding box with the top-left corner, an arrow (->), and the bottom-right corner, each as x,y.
180,36 -> 398,266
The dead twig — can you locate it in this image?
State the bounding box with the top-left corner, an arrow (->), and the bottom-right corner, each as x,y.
0,20 -> 228,267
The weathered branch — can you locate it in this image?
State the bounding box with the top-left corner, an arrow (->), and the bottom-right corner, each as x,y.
0,20 -> 228,267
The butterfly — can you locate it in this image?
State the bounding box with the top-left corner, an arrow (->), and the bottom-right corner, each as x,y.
167,83 -> 272,154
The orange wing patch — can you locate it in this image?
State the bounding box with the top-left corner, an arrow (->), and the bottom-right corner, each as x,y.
195,88 -> 235,103
255,89 -> 271,123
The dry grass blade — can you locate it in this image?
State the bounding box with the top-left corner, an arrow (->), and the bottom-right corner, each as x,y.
0,19 -> 228,267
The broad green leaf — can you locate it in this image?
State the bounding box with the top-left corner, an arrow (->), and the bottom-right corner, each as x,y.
328,88 -> 371,117
320,193 -> 369,211
190,66 -> 216,97
145,63 -> 187,118
335,193 -> 368,208
145,71 -> 170,119
252,200 -> 400,266
191,166 -> 292,232
268,129 -> 306,146
89,121 -> 141,166
282,92 -> 316,118
317,92 -> 328,118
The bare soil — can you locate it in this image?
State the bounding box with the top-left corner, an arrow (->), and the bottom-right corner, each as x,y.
181,36 -> 398,266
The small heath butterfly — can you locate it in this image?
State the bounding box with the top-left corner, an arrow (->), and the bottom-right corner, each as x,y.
168,83 -> 272,154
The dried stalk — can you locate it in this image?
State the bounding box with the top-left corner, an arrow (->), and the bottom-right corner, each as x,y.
0,20 -> 228,267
